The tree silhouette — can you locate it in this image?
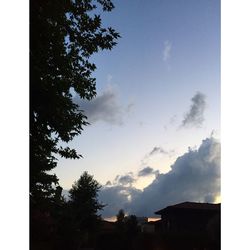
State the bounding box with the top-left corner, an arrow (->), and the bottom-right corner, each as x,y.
30,0 -> 119,206
116,209 -> 125,223
31,172 -> 104,250
116,209 -> 125,230
69,172 -> 104,230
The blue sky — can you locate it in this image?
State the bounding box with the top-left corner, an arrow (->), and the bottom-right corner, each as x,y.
54,0 -> 220,216
5,0 -> 250,247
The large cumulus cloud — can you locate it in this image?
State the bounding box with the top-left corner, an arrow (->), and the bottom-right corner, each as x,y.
99,185 -> 142,217
99,137 -> 220,217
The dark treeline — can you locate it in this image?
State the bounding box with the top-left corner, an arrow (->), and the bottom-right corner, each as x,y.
31,172 -> 105,250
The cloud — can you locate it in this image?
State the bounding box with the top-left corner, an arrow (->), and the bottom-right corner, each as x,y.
169,115 -> 177,125
130,137 -> 220,216
141,146 -> 174,166
126,103 -> 135,113
181,92 -> 206,128
62,189 -> 70,201
99,137 -> 220,217
138,166 -> 159,177
99,185 -> 142,217
74,85 -> 133,125
149,147 -> 168,156
105,181 -> 112,186
163,40 -> 172,61
115,173 -> 136,186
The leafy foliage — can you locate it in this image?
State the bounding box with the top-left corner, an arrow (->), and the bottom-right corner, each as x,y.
30,0 -> 119,205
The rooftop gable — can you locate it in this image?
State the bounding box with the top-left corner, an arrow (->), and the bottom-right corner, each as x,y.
155,202 -> 221,215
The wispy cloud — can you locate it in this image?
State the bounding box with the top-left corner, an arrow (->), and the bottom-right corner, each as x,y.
163,40 -> 172,61
181,92 -> 206,128
149,146 -> 168,156
141,146 -> 175,166
169,115 -> 177,125
74,85 -> 134,125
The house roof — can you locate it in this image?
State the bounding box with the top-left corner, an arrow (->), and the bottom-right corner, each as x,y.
155,202 -> 221,215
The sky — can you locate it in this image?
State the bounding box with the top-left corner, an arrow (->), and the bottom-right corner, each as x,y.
4,0 -> 250,249
54,0 -> 220,218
